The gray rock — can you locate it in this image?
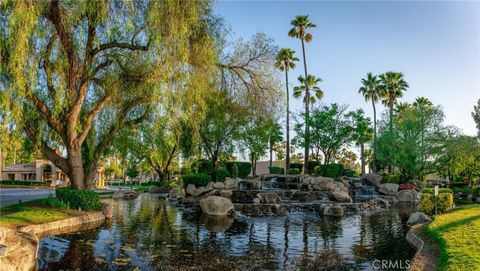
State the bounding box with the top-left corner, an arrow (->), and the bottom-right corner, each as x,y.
0,227 -> 38,271
206,182 -> 214,190
101,203 -> 113,218
112,190 -> 138,199
329,191 -> 353,203
203,189 -> 218,198
220,190 -> 233,198
256,192 -> 280,204
407,212 -> 432,226
199,196 -> 234,216
367,198 -> 390,210
168,187 -> 184,200
379,183 -> 399,196
361,173 -> 383,188
213,182 -> 225,189
253,198 -> 261,204
194,186 -> 213,196
186,184 -> 196,196
148,185 -> 163,193
397,189 -> 420,202
323,205 -> 344,217
224,177 -> 238,189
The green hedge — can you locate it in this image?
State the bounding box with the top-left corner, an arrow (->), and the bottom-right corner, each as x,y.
0,180 -> 45,186
182,173 -> 212,187
269,166 -> 285,174
288,168 -> 301,175
289,162 -> 303,171
307,161 -> 319,174
420,193 -> 454,215
383,174 -> 400,184
343,169 -> 358,177
225,161 -> 251,178
316,164 -> 344,179
423,188 -> 453,194
56,188 -> 102,211
473,186 -> 480,197
191,159 -> 213,174
214,167 -> 230,182
452,187 -> 472,194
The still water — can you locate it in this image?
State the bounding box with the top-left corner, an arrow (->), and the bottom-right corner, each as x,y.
38,193 -> 415,271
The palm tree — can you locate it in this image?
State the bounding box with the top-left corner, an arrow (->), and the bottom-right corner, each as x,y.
267,122 -> 284,168
379,71 -> 409,173
275,48 -> 299,173
358,73 -> 381,172
413,97 -> 433,180
293,74 -> 324,109
379,71 -> 409,134
289,15 -> 316,174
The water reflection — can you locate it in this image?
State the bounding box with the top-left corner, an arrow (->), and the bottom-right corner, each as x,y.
38,193 -> 414,270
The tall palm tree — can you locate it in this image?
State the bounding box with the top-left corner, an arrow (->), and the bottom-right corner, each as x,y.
289,15 -> 316,173
413,97 -> 433,180
275,48 -> 299,173
379,71 -> 409,134
379,71 -> 409,173
358,73 -> 381,172
293,75 -> 324,108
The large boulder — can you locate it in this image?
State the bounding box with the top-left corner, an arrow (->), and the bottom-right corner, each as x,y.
310,177 -> 341,192
328,191 -> 353,203
148,185 -> 163,193
379,183 -> 399,196
194,186 -> 213,196
206,182 -> 214,190
224,177 -> 239,190
256,192 -> 280,204
213,182 -> 225,190
323,205 -> 344,217
361,174 -> 383,188
186,184 -> 196,196
220,190 -> 233,198
367,198 -> 390,210
168,187 -> 184,200
396,189 -> 420,202
292,191 -> 313,202
0,227 -> 38,271
407,212 -> 432,227
112,190 -> 138,199
199,196 -> 234,216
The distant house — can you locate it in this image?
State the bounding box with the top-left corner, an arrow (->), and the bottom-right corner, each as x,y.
1,159 -> 67,184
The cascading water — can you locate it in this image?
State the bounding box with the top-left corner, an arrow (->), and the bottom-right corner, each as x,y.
262,177 -> 281,191
350,178 -> 379,201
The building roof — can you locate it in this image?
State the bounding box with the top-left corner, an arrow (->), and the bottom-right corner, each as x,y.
2,162 -> 37,173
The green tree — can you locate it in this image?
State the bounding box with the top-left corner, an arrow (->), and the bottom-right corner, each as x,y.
473,99 -> 480,137
358,72 -> 381,172
379,71 -> 409,173
289,15 -> 316,174
413,97 -> 433,180
348,109 -> 373,175
275,48 -> 299,173
240,116 -> 271,176
1,1 -> 214,189
266,121 -> 283,167
293,74 -> 324,109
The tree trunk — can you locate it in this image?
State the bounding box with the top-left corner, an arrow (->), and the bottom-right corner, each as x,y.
372,99 -> 377,173
388,102 -> 393,174
285,68 -> 291,175
269,138 -> 273,168
67,148 -> 85,189
360,143 -> 365,175
301,38 -> 310,175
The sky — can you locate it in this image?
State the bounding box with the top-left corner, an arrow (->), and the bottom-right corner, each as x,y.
214,0 -> 480,137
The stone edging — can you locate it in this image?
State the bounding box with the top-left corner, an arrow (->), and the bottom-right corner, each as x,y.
406,224 -> 437,271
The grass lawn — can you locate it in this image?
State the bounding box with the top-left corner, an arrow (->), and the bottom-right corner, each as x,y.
0,199 -> 80,228
426,204 -> 480,271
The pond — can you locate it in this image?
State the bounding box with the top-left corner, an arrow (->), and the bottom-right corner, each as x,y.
37,193 -> 415,270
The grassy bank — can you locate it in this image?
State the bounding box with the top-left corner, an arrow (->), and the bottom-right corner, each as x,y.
426,204 -> 480,271
0,199 -> 82,228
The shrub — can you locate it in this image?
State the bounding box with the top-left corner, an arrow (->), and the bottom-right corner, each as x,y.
422,188 -> 453,194
191,159 -> 213,174
40,197 -> 69,209
182,173 -> 212,187
472,186 -> 480,197
225,161 -> 251,178
307,161 -> 320,174
214,167 -> 230,182
452,187 -> 472,194
269,166 -> 285,174
56,188 -> 102,211
419,192 -> 454,215
399,184 -> 417,191
420,193 -> 435,214
316,164 -> 344,179
290,163 -> 303,171
343,169 -> 358,177
384,174 -> 400,184
288,168 -> 301,175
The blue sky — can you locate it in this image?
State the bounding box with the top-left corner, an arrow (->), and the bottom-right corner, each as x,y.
214,0 -> 480,136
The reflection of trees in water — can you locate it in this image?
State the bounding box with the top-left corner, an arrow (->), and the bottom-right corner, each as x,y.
352,210 -> 414,265
318,217 -> 343,248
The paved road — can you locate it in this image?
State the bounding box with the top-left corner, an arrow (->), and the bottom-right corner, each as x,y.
0,188 -> 55,207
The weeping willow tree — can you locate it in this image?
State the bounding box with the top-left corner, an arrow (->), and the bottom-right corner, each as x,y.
0,0 -> 216,189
